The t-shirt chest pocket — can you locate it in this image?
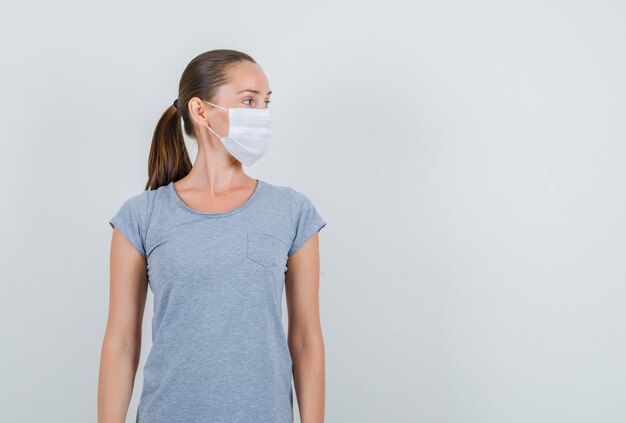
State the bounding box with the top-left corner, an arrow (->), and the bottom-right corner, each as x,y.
246,231 -> 288,268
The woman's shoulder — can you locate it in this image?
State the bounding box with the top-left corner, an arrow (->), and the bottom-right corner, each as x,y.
110,184 -> 166,228
114,189 -> 149,213
260,179 -> 324,223
260,179 -> 315,204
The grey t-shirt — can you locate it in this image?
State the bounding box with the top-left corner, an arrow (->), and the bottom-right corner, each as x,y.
109,179 -> 326,423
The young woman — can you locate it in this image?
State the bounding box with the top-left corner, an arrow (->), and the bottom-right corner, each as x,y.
98,49 -> 327,423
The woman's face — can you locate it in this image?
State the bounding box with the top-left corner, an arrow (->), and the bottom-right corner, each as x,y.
204,61 -> 272,138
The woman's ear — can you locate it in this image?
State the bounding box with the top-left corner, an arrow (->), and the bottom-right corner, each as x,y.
188,97 -> 211,127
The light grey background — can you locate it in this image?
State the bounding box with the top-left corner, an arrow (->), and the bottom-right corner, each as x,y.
1,1 -> 624,422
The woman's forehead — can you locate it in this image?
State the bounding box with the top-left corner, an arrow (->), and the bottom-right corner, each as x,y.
226,63 -> 271,93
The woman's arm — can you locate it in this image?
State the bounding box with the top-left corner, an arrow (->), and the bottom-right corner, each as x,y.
285,232 -> 325,423
98,228 -> 149,423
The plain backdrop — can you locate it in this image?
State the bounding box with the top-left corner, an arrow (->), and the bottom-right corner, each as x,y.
1,1 -> 624,422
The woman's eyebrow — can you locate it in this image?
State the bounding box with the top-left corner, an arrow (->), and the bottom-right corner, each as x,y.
237,89 -> 272,95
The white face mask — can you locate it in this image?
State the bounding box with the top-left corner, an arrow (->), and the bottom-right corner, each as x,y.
203,100 -> 272,167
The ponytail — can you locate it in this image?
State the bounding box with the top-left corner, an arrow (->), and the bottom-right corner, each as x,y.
145,104 -> 192,190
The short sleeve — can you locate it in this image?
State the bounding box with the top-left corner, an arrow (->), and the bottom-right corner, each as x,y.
109,191 -> 148,258
288,188 -> 327,256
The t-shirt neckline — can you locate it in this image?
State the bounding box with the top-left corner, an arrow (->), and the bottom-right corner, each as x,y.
169,179 -> 264,217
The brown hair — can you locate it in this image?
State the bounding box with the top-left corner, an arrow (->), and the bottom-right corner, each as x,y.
145,49 -> 257,190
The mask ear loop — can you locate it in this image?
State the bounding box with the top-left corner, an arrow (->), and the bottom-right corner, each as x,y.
203,100 -> 228,111
206,125 -> 223,139
203,101 -> 228,139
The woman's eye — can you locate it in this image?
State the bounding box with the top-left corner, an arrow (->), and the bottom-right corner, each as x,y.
243,98 -> 270,107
